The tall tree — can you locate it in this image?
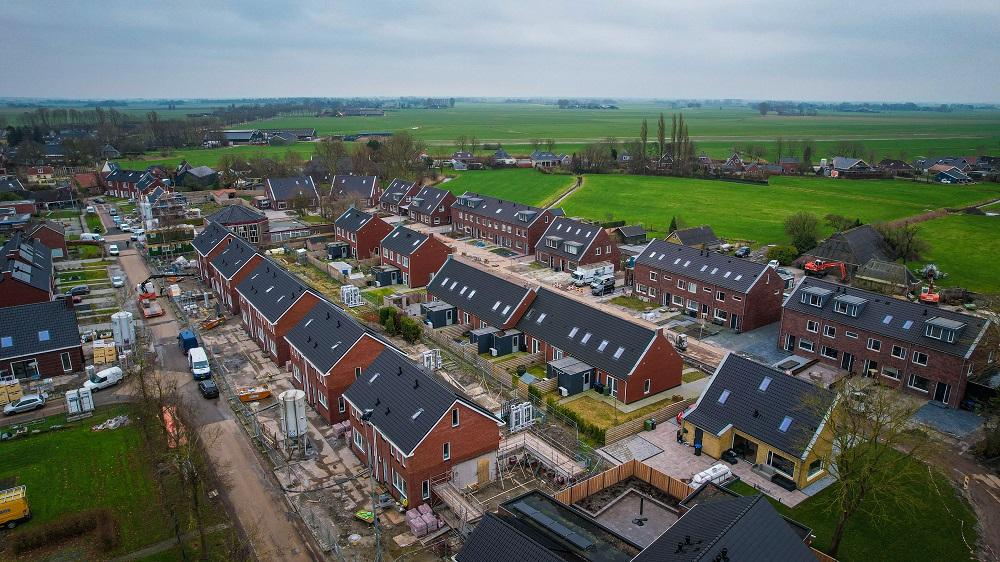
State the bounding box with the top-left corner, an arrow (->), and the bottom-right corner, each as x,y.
757,101 -> 770,116
775,136 -> 785,162
783,211 -> 820,253
545,138 -> 556,153
314,138 -> 348,177
469,136 -> 480,155
874,222 -> 930,264
657,113 -> 666,157
639,119 -> 648,158
454,135 -> 468,152
670,114 -> 678,160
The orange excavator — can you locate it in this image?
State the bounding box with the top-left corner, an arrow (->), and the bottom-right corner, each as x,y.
803,259 -> 848,281
918,264 -> 946,305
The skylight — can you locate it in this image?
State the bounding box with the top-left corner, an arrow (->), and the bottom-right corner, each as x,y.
304,318 -> 314,327
883,315 -> 893,325
758,377 -> 772,392
683,260 -> 690,267
492,301 -> 501,310
569,327 -> 579,338
440,277 -> 449,286
502,306 -> 511,315
467,290 -> 476,299
734,275 -> 743,281
902,320 -> 913,330
536,313 -> 547,323
598,340 -> 609,352
412,408 -> 424,420
674,258 -> 681,265
779,416 -> 793,432
711,267 -> 718,274
37,330 -> 50,342
718,389 -> 730,404
581,333 -> 592,344
613,346 -> 625,359
266,286 -> 274,293
700,265 -> 708,272
459,286 -> 467,295
723,271 -> 732,278
369,372 -> 380,383
450,281 -> 458,290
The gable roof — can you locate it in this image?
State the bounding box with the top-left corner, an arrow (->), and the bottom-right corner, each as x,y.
329,175 -> 378,199
668,226 -> 720,247
380,225 -> 429,257
379,178 -> 417,205
517,288 -> 657,379
0,300 -> 80,361
235,259 -> 313,323
785,277 -> 989,358
192,221 -> 232,256
454,192 -> 548,226
808,224 -> 891,267
105,168 -> 149,184
1,232 -> 52,293
266,176 -> 317,202
206,205 -> 266,226
343,348 -> 501,455
456,513 -> 567,562
635,494 -> 814,562
0,177 -> 28,193
182,165 -> 217,178
536,217 -> 603,258
210,236 -> 258,279
637,240 -> 769,294
686,354 -> 834,459
285,300 -> 374,374
427,257 -> 534,328
29,220 -> 65,237
334,207 -> 376,233
409,186 -> 452,215
614,225 -> 646,238
832,156 -> 870,171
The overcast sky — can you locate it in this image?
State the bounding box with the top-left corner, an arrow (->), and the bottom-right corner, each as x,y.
5,0 -> 998,102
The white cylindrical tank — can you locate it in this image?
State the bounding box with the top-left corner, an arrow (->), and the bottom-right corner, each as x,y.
278,389 -> 308,438
111,311 -> 135,348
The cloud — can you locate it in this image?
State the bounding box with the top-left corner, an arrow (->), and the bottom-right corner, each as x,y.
2,0 -> 998,102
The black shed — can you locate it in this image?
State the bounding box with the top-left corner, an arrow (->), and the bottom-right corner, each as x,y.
547,357 -> 596,396
372,265 -> 400,287
469,326 -> 499,353
422,300 -> 456,328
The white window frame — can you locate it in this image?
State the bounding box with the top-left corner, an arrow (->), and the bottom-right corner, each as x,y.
649,271 -> 657,281
912,351 -> 928,367
867,338 -> 881,352
907,373 -> 930,392
451,408 -> 460,427
823,325 -> 836,338
882,366 -> 901,380
806,320 -> 818,333
799,339 -> 814,352
821,345 -> 838,359
443,442 -> 451,461
891,345 -> 907,359
643,379 -> 651,394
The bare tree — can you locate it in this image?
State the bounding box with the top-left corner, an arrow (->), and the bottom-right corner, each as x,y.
875,221 -> 930,264
454,135 -> 468,153
657,113 -> 666,157
544,138 -> 556,153
469,136 -> 480,155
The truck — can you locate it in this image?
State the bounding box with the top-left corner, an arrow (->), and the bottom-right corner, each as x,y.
570,262 -> 614,286
138,294 -> 164,318
0,485 -> 30,529
177,329 -> 199,353
590,275 -> 616,296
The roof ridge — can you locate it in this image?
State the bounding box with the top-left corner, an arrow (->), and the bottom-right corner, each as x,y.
691,495 -> 762,561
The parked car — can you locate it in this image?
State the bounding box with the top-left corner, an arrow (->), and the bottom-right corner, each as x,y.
735,246 -> 752,258
111,275 -> 125,288
93,197 -> 105,204
83,366 -> 124,392
107,244 -> 120,257
66,285 -> 90,296
85,206 -> 96,214
120,223 -> 132,233
108,207 -> 117,216
80,232 -> 103,242
3,394 -> 46,416
188,347 -> 211,380
198,379 -> 219,399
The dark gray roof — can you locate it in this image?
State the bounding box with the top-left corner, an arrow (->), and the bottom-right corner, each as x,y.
1,232 -> 52,293
192,221 -> 231,256
343,348 -> 500,455
668,226 -> 720,247
30,220 -> 66,236
184,165 -> 217,178
456,513 -> 567,562
536,217 -> 602,258
685,354 -> 834,459
206,205 -> 266,226
334,207 -> 375,233
0,178 -> 27,193
379,178 -> 417,204
105,168 -> 148,184
380,225 -> 429,257
0,300 -> 80,362
409,186 -> 452,215
454,192 -> 547,226
427,257 -> 533,328
809,225 -> 891,267
615,225 -> 646,238
832,156 -> 869,171
210,236 -> 258,279
285,300 -> 372,374
784,278 -> 989,358
266,176 -> 317,202
235,259 -> 313,323
516,288 -> 657,380
329,175 -> 378,199
637,240 -> 769,294
635,494 -> 815,562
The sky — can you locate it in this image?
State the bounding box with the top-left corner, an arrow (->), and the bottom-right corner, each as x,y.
4,0 -> 999,103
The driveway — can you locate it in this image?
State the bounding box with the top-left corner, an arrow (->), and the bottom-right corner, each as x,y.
704,321 -> 790,365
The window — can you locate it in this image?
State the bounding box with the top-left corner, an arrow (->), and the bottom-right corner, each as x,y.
353,429 -> 365,450
672,295 -> 684,306
882,366 -> 900,379
339,396 -> 346,413
60,352 -> 72,372
908,373 -> 930,392
767,451 -> 795,478
355,367 -> 362,378
648,287 -> 658,297
891,345 -> 906,359
422,480 -> 430,500
925,324 -> 955,342
649,271 -> 657,281
806,320 -> 818,333
318,392 -> 328,408
292,364 -> 302,382
732,295 -> 743,302
912,351 -> 928,366
392,469 -> 407,497
715,291 -> 725,302
799,339 -> 815,352
714,309 -> 728,321
846,331 -> 859,339
443,442 -> 451,461
808,459 -> 824,478
823,325 -> 836,338
595,247 -> 602,256
643,379 -> 651,394
821,346 -> 838,360
451,408 -> 460,427
687,282 -> 697,293
802,293 -> 824,307
636,283 -> 647,294
677,279 -> 685,289
867,338 -> 881,352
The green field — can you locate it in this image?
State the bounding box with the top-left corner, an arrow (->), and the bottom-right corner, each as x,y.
440,169 -> 575,207
560,175 -> 1000,243
915,213 -> 1000,293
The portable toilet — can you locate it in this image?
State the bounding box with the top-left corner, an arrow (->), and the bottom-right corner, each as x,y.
469,326 -> 499,353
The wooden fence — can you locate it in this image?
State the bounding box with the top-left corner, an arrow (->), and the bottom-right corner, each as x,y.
554,458 -> 692,505
604,398 -> 694,445
518,376 -> 558,395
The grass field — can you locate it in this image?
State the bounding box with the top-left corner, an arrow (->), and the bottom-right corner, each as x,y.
915,213 -> 1000,293
440,169 -> 575,207
560,175 -> 1000,243
559,395 -> 681,430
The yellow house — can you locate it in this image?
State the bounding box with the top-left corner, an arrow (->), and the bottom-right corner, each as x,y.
682,353 -> 836,490
25,166 -> 56,187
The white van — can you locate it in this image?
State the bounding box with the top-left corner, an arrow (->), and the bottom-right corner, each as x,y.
83,366 -> 124,392
188,347 -> 211,380
80,232 -> 104,242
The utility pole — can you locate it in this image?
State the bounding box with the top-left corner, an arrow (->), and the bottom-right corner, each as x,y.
361,409 -> 384,562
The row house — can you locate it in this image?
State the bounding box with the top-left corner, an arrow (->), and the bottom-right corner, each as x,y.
407,186 -> 455,226
378,178 -> 420,215
425,256 -> 536,331
265,176 -> 319,210
286,300 -> 387,424
101,162 -> 165,200
633,240 -> 784,332
0,232 -> 54,307
450,192 -> 557,255
779,278 -> 996,408
24,166 -> 56,187
329,174 -> 381,207
28,221 -> 68,260
343,348 -> 503,508
379,226 -> 452,289
0,300 -> 84,380
209,236 -> 261,313
516,287 -> 683,404
534,217 -> 620,272
192,222 -> 233,283
334,208 -> 392,260
205,205 -> 268,246
235,260 -> 322,367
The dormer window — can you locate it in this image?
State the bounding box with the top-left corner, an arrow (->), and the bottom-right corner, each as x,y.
833,294 -> 867,317
800,286 -> 833,308
925,317 -> 964,343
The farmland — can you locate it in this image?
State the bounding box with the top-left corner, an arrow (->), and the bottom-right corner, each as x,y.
915,213 -> 1000,293
439,169 -> 574,207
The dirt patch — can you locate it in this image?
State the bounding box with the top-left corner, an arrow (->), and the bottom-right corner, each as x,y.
574,477 -> 680,514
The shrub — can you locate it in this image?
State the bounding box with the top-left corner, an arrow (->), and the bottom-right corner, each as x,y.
528,385 -> 542,399
766,244 -> 799,265
399,316 -> 422,343
545,396 -> 607,444
383,314 -> 398,335
9,508 -> 118,555
378,306 -> 397,325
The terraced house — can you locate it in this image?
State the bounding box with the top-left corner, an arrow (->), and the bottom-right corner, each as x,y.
265,176 -> 318,210
534,217 -> 620,272
425,256 -> 536,331
633,240 -> 785,332
378,178 -> 420,215
450,192 -> 557,255
407,186 -> 455,226
100,162 -> 165,200
205,205 -> 268,245
779,278 -> 996,408
334,207 -> 392,259
0,232 -> 54,307
379,226 -> 452,289
329,174 -> 381,207
208,236 -> 262,313
192,221 -> 234,283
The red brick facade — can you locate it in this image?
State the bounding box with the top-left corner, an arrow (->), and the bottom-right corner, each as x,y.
238,291 -> 322,367
381,235 -> 453,289
289,335 -> 386,424
211,253 -> 263,314
451,206 -> 555,255
336,216 -> 393,260
534,228 -> 620,272
4,346 -> 84,380
0,273 -> 52,308
196,234 -> 233,283
410,191 -> 456,226
29,224 -> 68,260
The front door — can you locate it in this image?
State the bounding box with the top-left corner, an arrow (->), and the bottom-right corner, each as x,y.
863,359 -> 878,377
783,334 -> 796,352
730,314 -> 740,331
701,303 -> 710,315
934,382 -> 952,404
841,352 -> 855,372
477,458 -> 490,486
608,376 -> 619,398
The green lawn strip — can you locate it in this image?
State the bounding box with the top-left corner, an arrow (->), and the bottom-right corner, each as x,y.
981,200 -> 1000,211
913,214 -> 1000,294
58,269 -> 110,282
559,395 -> 681,430
44,210 -> 81,219
681,370 -> 707,383
362,287 -> 394,305
609,295 -> 657,312
439,168 -> 575,207
297,214 -> 331,224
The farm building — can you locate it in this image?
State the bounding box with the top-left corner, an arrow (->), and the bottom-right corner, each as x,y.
334,207 -> 393,260
379,226 -> 452,288
612,225 -> 647,246
665,225 -> 721,250
534,217 -> 620,273
800,224 -> 892,277
407,186 -> 455,227
530,150 -> 559,168
828,157 -> 873,177
451,192 -> 558,255
0,300 -> 83,380
176,165 -> 219,189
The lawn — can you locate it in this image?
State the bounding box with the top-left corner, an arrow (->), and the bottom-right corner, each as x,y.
915,213 -> 1000,294
559,395 -> 681,430
72,245 -> 104,259
297,213 -> 332,224
440,168 -> 575,207
44,209 -> 81,219
560,175 -> 1000,243
58,269 -> 110,282
85,213 -> 104,233
725,458 -> 976,562
362,286 -> 394,305
609,295 -> 657,312
0,406 -> 174,555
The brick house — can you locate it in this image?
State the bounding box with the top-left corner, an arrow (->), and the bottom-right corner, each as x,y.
192,222 -> 233,283
379,226 -> 453,289
779,278 -> 996,408
24,166 -> 56,187
534,217 -> 620,272
378,178 -> 420,215
205,205 -> 268,246
425,256 -> 536,330
633,240 -> 785,332
28,221 -> 68,260
285,300 -> 387,424
235,260 -> 322,367
0,233 -> 54,307
329,175 -> 380,207
343,348 -> 503,507
101,164 -> 165,200
334,208 -> 393,260
451,192 -> 557,255
265,176 -> 319,210
208,236 -> 262,313
0,300 -> 84,380
516,288 -> 683,404
407,186 -> 455,226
